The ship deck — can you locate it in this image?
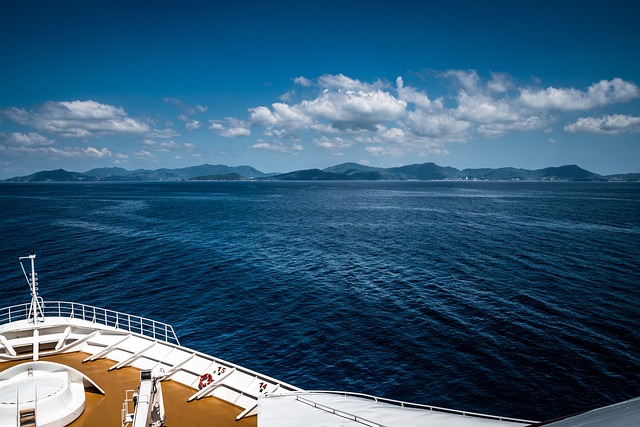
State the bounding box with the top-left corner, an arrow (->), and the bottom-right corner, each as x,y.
0,352 -> 256,427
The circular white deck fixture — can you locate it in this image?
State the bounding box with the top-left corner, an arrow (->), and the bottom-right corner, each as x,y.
0,361 -> 104,427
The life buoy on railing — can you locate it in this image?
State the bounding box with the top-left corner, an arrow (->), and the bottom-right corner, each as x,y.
199,373 -> 213,390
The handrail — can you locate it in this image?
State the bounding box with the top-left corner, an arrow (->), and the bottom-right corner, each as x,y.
0,301 -> 179,345
264,391 -> 538,424
295,395 -> 383,427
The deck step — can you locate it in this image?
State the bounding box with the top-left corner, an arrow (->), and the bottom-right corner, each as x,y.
19,408 -> 36,426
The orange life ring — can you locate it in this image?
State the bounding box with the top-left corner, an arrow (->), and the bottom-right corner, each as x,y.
199,373 -> 213,389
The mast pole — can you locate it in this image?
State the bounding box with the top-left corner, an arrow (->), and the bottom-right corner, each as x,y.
20,251 -> 45,324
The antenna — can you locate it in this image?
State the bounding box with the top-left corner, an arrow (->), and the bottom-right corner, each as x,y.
19,251 -> 45,324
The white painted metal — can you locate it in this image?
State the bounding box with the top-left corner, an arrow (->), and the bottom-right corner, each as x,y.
0,361 -> 104,427
0,313 -> 301,420
258,392 -> 536,427
19,253 -> 44,326
188,367 -> 236,402
83,333 -> 131,362
131,370 -> 166,427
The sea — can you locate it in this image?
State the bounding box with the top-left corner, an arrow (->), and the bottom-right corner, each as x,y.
0,181 -> 638,421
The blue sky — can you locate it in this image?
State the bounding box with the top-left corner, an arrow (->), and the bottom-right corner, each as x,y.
1,0 -> 639,178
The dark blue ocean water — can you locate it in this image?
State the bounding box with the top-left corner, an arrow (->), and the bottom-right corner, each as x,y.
0,181 -> 638,420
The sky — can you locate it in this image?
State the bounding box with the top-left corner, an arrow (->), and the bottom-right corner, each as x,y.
1,0 -> 639,178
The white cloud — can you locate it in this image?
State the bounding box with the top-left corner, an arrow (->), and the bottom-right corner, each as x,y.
3,100 -> 159,138
362,143 -> 410,157
4,107 -> 30,125
396,76 -> 440,109
455,91 -> 519,123
487,72 -> 514,93
478,116 -> 548,137
209,118 -> 251,137
294,76 -> 312,87
318,74 -> 374,91
272,103 -> 314,128
519,78 -> 640,111
142,139 -> 197,154
134,150 -> 155,160
279,90 -> 295,103
204,72 -> 639,161
313,136 -> 354,153
300,87 -> 406,131
406,110 -> 471,141
446,69 -> 482,93
249,106 -> 278,126
185,120 -> 200,131
0,131 -> 114,159
247,103 -> 313,137
564,114 -> 640,134
250,141 -> 303,154
112,155 -> 129,166
82,147 -> 112,158
4,132 -> 55,146
365,146 -> 386,155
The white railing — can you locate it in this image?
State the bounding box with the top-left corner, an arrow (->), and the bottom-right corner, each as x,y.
295,394 -> 383,427
267,391 -> 538,424
0,301 -> 180,345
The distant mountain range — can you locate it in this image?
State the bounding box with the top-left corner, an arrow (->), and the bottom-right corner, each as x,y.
3,162 -> 639,182
2,164 -> 268,183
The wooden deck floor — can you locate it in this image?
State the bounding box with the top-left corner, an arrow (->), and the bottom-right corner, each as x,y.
0,352 -> 257,427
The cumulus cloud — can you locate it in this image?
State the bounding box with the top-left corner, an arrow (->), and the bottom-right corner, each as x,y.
250,140 -> 302,153
407,111 -> 472,141
247,75 -> 406,135
294,76 -> 312,87
249,106 -> 278,126
304,88 -> 406,131
185,120 -> 200,131
0,130 -> 114,159
445,69 -> 487,94
478,116 -> 549,137
134,150 -> 155,160
206,72 -> 639,160
396,76 -> 441,110
564,114 -> 640,134
142,139 -> 197,154
313,136 -> 354,154
82,147 -> 112,158
487,72 -> 515,93
2,100 -> 167,138
4,132 -> 55,146
209,117 -> 251,137
455,91 -> 519,123
519,78 -> 639,111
